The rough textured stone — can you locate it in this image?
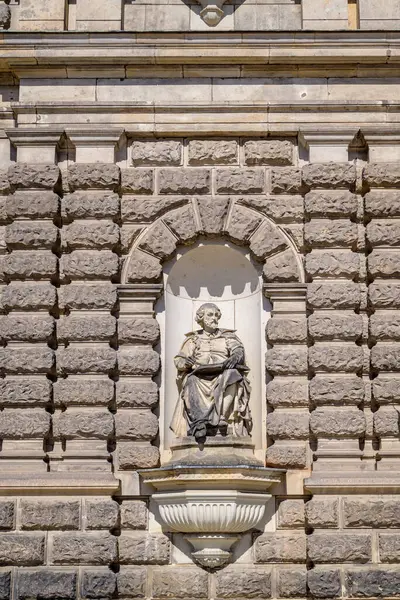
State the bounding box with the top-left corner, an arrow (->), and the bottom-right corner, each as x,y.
4,250 -> 57,280
265,347 -> 308,376
17,570 -> 76,600
57,346 -> 116,375
271,168 -> 302,194
306,250 -> 359,279
310,407 -> 365,437
0,533 -> 44,565
1,282 -> 56,311
117,567 -> 146,598
189,139 -> 237,165
163,205 -> 198,244
0,170 -> 9,195
120,224 -> 144,253
373,377 -> 400,404
307,533 -> 371,563
0,502 -> 14,531
302,163 -> 356,189
0,314 -> 54,343
54,378 -> 113,408
8,164 -> 60,190
367,220 -> 400,247
7,191 -> 59,220
0,571 -> 10,600
307,282 -> 360,309
62,191 -> 119,220
139,221 -> 177,259
255,533 -> 306,563
117,443 -> 160,470
266,443 -> 307,469
58,314 -> 115,343
267,411 -> 309,440
197,196 -> 230,236
121,168 -> 154,194
369,283 -> 400,309
0,409 -> 50,439
373,407 -> 399,437
365,190 -> 400,217
58,283 -> 116,311
67,164 -> 120,191
277,568 -> 306,598
263,249 -> 300,282
153,567 -> 208,599
118,348 -> 159,376
305,190 -> 358,217
215,168 -> 264,194
368,251 -> 400,278
116,380 -> 158,408
266,379 -> 308,408
226,205 -> 262,244
305,498 -> 339,529
51,532 -> 117,565
62,221 -> 119,250
309,346 -> 363,373
0,347 -> 54,375
305,220 -> 357,248
310,376 -> 364,406
345,569 -> 400,598
121,501 -> 148,530
266,317 -> 307,344
131,140 -> 181,166
126,250 -> 162,283
81,569 -> 116,599
5,222 -> 58,250
54,410 -> 114,440
216,568 -> 271,598
60,250 -> 118,280
121,196 -> 188,223
378,534 -> 400,563
238,195 -> 304,222
344,497 -> 400,528
244,139 -> 293,166
159,168 -> 210,194
115,410 -> 158,440
277,499 -> 305,529
250,220 -> 287,260
308,569 -> 341,599
20,500 -> 80,531
119,533 -> 170,565
0,378 -> 51,407
118,317 -> 159,345
371,345 -> 400,371
86,499 -> 119,530
364,163 -> 400,188
309,313 -> 362,341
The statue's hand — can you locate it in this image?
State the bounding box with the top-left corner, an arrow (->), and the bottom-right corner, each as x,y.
224,355 -> 239,369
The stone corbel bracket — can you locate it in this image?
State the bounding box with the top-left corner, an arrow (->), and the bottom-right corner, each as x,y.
196,0 -> 228,26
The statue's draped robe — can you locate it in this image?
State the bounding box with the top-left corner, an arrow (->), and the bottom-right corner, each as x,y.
170,328 -> 252,439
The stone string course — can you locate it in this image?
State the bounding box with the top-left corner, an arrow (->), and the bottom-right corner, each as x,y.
0,139 -> 400,598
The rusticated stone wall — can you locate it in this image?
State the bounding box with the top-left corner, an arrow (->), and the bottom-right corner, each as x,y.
0,140 -> 400,599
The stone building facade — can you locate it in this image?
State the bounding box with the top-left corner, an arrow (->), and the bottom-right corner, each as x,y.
0,1 -> 400,599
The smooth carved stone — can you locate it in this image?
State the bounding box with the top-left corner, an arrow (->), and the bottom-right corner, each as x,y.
0,409 -> 50,439
197,197 -> 230,235
116,380 -> 158,408
60,251 -> 119,281
117,568 -> 146,598
121,196 -> 188,223
215,168 -> 264,194
302,163 -> 356,189
62,191 -> 119,220
139,221 -> 177,259
266,317 -> 307,344
379,535 -> 400,563
238,195 -> 304,222
307,282 -> 361,310
189,139 -> 237,166
5,222 -> 58,250
369,283 -> 400,309
62,221 -> 119,250
277,500 -> 305,529
310,376 -> 364,406
131,140 -> 181,166
369,248 -> 400,277
364,163 -> 400,188
216,568 -> 272,598
277,568 -> 306,599
0,347 -> 54,375
20,500 -> 80,531
17,570 -> 77,600
0,572 -> 10,600
373,407 -> 399,437
159,168 -> 210,194
0,501 -> 14,530
58,314 -> 116,343
306,251 -> 359,280
0,314 -> 54,343
4,251 -> 58,280
271,168 -> 303,194
373,377 -> 400,404
81,570 -> 116,599
344,497 -> 400,528
305,498 -> 339,529
54,410 -> 114,440
266,379 -> 308,408
7,191 -> 59,220
117,443 -> 160,470
51,533 -> 117,565
118,317 -> 159,345
346,569 -> 400,598
121,501 -> 148,530
0,533 -> 44,565
367,220 -> 400,247
267,411 -> 309,440
118,348 -> 159,376
121,168 -> 154,194
307,569 -> 341,599
266,444 -> 307,469
305,190 -> 358,218
58,283 -> 116,311
126,250 -> 162,283
310,407 -> 365,437
162,205 -> 198,244
8,164 -> 60,190
305,220 -> 357,248
85,499 -> 119,530
115,410 -> 158,441
67,164 -> 120,191
57,347 -> 116,375
119,533 -> 170,565
365,190 -> 400,217
263,249 -> 300,282
265,347 -> 308,376
307,533 -> 371,564
244,139 -> 293,166
227,205 -> 262,244
255,533 -> 306,564
371,345 -> 400,371
308,313 -> 363,341
153,567 -> 208,599
0,378 -> 51,407
371,314 -> 400,341
250,220 -> 287,260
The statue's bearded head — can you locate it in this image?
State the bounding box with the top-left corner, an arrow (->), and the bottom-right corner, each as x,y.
195,303 -> 221,333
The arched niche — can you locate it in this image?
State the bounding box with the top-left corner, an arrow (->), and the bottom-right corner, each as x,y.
156,240 -> 270,463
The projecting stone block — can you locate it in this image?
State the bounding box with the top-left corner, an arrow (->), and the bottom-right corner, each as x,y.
249,221 -> 287,260
118,348 -> 159,376
369,251 -> 400,278
345,569 -> 400,598
51,533 -> 117,565
153,567 -> 208,599
371,314 -> 400,341
365,190 -> 400,217
67,164 -> 120,191
0,571 -> 10,600
277,568 -> 306,599
131,140 -> 181,166
238,195 -> 304,222
364,163 -> 400,188
215,168 -> 264,194
307,282 -> 360,309
216,567 -> 271,598
116,380 -> 158,408
367,220 -> 400,247
20,500 -> 80,531
117,443 -> 160,470
5,222 -> 58,250
344,497 -> 400,528
0,502 -> 14,531
306,251 -> 359,279
162,204 -> 198,244
0,378 -> 51,407
263,249 -> 300,282
308,569 -> 341,599
305,498 -> 339,529
119,533 -> 170,565
0,409 -> 50,439
305,190 -> 358,218
121,501 -> 148,530
277,500 -> 305,529
371,345 -> 400,371
58,315 -> 116,343
121,168 -> 154,194
57,346 -> 116,375
373,407 -> 399,437
117,568 -> 146,598
62,191 -> 119,220
266,317 -> 307,344
53,378 -> 113,408
54,410 -> 114,440
85,499 -> 119,530
121,196 -> 188,223
226,205 -> 262,244
266,379 -> 308,408
310,407 -> 365,437
81,569 -> 116,599
0,170 -> 9,194
305,220 -> 357,248
255,533 -> 306,563
244,139 -> 293,166
62,221 -> 119,250
0,533 -> 44,565
4,251 -> 57,280
271,168 -> 302,194
189,139 -> 237,165
309,376 -> 364,405
307,533 -> 371,564
0,347 -> 54,375
1,282 -> 56,311
369,283 -> 400,309
139,222 -> 177,260
60,251 -> 118,281
118,318 -> 159,345
126,250 -> 162,283
197,197 -> 230,236
0,314 -> 54,343
265,347 -> 308,376
16,570 -> 77,600
7,191 -> 59,220
373,377 -> 400,404
58,283 -> 116,311
309,345 -> 363,373
267,411 -> 309,440
379,534 -> 400,563
115,410 -> 158,441
8,164 -> 60,190
302,163 -> 356,189
159,168 -> 210,194
266,444 -> 307,469
308,313 -> 362,341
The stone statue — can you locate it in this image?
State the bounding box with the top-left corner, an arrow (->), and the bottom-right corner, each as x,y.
170,303 -> 252,442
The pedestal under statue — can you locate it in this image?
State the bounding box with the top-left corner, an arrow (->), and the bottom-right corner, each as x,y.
170,303 -> 252,442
